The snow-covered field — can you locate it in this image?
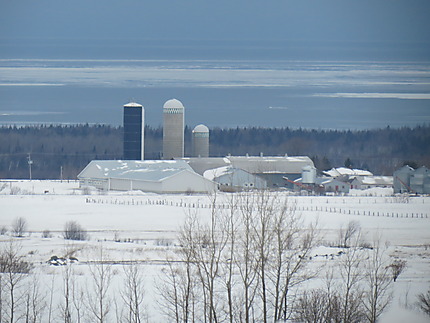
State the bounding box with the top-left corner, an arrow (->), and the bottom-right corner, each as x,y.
1,180 -> 429,322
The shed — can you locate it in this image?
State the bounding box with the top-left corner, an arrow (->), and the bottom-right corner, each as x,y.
351,176 -> 393,190
204,166 -> 267,192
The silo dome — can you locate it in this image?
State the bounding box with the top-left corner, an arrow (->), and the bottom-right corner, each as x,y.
163,98 -> 185,159
192,124 -> 209,158
124,102 -> 143,108
163,99 -> 184,110
193,124 -> 209,133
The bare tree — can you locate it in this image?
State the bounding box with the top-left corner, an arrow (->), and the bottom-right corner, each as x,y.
121,264 -> 146,323
270,198 -> 319,322
416,289 -> 430,317
24,274 -> 46,323
87,245 -> 112,323
188,200 -> 229,323
157,259 -> 199,323
338,220 -> 361,248
235,192 -> 259,323
0,240 -> 32,323
362,239 -> 393,323
221,193 -> 240,323
72,276 -> 86,323
157,191 -> 321,323
12,217 -> 27,238
59,258 -> 73,323
252,190 -> 276,323
389,259 -> 407,282
46,274 -> 56,323
338,236 -> 365,323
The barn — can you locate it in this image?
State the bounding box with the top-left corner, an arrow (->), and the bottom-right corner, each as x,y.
77,160 -> 216,194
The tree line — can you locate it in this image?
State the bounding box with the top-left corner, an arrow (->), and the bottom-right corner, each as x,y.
0,124 -> 429,179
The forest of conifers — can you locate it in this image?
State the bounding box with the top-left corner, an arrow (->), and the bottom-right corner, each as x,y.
0,124 -> 429,179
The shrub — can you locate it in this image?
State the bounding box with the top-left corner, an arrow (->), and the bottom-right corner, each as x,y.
0,226 -> 7,235
12,217 -> 27,237
42,229 -> 52,238
417,290 -> 430,316
63,221 -> 88,241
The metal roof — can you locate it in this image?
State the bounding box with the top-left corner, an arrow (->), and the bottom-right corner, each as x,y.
78,160 -> 193,182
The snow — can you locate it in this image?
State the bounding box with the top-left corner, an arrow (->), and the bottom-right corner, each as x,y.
324,167 -> 374,177
78,160 -> 193,181
192,124 -> 209,133
124,102 -> 143,108
163,98 -> 184,109
0,180 -> 429,322
203,165 -> 232,180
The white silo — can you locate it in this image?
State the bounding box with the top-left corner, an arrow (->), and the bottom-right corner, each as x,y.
192,124 -> 209,157
163,98 -> 184,159
302,165 -> 317,184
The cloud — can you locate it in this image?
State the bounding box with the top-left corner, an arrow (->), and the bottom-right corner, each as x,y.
0,83 -> 64,87
0,111 -> 66,116
268,106 -> 290,110
313,93 -> 430,100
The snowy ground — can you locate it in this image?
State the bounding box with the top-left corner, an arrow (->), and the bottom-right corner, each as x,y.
0,180 -> 429,322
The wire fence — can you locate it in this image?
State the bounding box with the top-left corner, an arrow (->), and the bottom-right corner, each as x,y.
85,197 -> 429,219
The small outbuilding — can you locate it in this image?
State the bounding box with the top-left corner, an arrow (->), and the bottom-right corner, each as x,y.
350,176 -> 393,190
203,166 -> 267,192
78,160 -> 216,194
393,165 -> 415,193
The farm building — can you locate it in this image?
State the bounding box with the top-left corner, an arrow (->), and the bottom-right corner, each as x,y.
410,166 -> 430,194
323,167 -> 373,182
319,177 -> 350,194
77,160 -> 216,194
393,165 -> 416,194
179,157 -> 230,175
227,155 -> 315,189
350,176 -> 393,190
203,166 -> 268,192
181,155 -> 315,190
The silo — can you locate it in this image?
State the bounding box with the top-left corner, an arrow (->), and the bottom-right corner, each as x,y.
302,165 -> 317,184
393,165 -> 414,193
192,124 -> 209,157
123,102 -> 144,160
163,98 -> 184,159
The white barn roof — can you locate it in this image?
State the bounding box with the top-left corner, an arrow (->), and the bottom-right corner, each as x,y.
227,156 -> 314,174
323,167 -> 373,178
78,160 -> 193,182
203,166 -> 233,181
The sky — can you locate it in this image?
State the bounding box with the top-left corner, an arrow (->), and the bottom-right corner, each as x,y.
1,0 -> 430,60
0,1 -> 430,129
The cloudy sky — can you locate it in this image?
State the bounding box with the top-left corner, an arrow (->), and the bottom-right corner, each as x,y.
1,0 -> 430,60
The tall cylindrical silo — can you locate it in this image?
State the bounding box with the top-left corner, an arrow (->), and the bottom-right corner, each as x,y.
163,98 -> 184,159
123,102 -> 144,160
192,124 -> 209,157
